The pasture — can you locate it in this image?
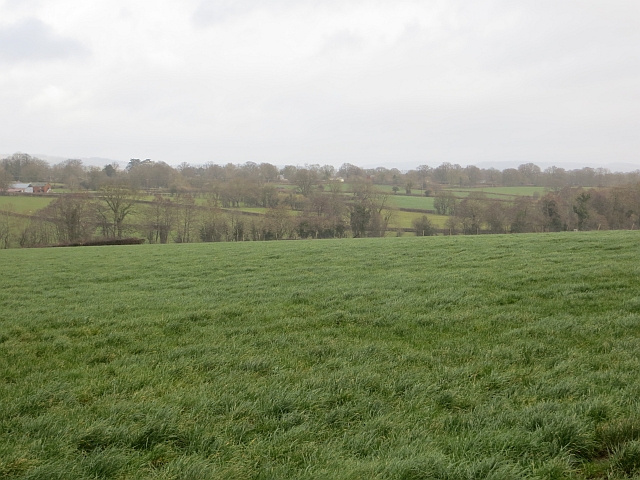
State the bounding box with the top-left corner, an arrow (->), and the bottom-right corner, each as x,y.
1,232 -> 640,479
0,195 -> 54,215
448,187 -> 548,198
388,211 -> 448,230
386,195 -> 436,211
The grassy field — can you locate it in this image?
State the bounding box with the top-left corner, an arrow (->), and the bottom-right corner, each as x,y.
448,187 -> 548,198
340,184 -> 546,199
0,196 -> 54,215
342,184 -> 402,195
386,195 -> 436,211
2,233 -> 640,479
388,211 -> 448,229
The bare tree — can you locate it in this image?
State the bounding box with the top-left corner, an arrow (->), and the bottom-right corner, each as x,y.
228,210 -> 244,241
445,215 -> 459,235
0,166 -> 12,192
264,205 -> 292,240
416,165 -> 432,192
294,168 -> 319,197
0,205 -> 15,248
349,179 -> 393,237
144,195 -> 175,244
19,219 -> 57,247
405,181 -> 414,195
260,184 -> 279,208
83,166 -> 108,191
95,183 -> 139,238
41,194 -> 94,243
454,192 -> 486,234
508,197 -> 536,233
53,159 -> 85,190
259,163 -> 279,183
199,199 -> 228,242
412,215 -> 436,236
483,200 -> 509,234
434,191 -> 457,215
174,194 -> 198,243
573,192 -> 591,231
1,153 -> 50,182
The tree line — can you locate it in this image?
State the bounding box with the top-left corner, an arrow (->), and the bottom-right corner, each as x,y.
0,178 -> 396,248
431,185 -> 640,235
1,153 -> 640,248
2,153 -> 640,193
1,179 -> 639,249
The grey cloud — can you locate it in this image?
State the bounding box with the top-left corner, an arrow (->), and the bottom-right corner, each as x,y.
0,18 -> 89,63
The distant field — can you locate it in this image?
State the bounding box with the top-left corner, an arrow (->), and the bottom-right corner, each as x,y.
372,184 -> 400,194
276,183 -> 297,191
448,186 -> 548,198
2,232 -> 640,479
232,207 -> 270,215
388,210 -> 447,229
339,184 -> 547,202
387,195 -> 435,211
342,183 -> 402,194
0,195 -> 54,215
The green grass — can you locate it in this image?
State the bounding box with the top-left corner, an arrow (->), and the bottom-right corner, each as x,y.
342,184 -> 401,194
2,232 -> 640,479
0,196 -> 54,215
372,184 -> 400,194
388,211 -> 448,229
447,186 -> 548,198
233,207 -> 270,214
387,195 -> 436,211
276,183 -> 297,190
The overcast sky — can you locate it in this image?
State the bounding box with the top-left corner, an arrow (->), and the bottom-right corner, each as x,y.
0,0 -> 638,169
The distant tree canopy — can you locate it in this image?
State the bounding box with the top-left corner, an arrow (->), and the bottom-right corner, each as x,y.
0,165 -> 12,192
3,152 -> 640,247
2,153 -> 639,191
1,153 -> 50,182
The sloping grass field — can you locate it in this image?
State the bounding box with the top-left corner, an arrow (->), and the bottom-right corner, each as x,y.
0,196 -> 54,215
386,195 -> 436,211
388,211 -> 448,230
2,232 -> 640,479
